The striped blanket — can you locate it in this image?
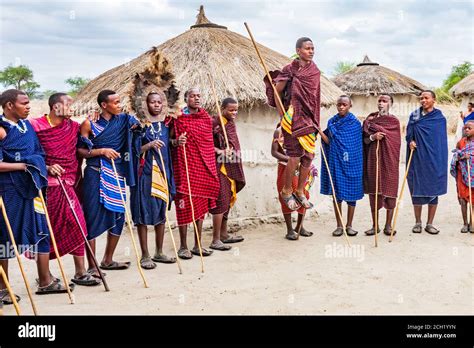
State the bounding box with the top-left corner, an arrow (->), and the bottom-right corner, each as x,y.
91,121 -> 126,213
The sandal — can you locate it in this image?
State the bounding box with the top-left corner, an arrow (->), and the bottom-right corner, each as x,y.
412,223 -> 422,233
285,231 -> 298,240
36,272 -> 60,285
151,254 -> 177,264
36,280 -> 75,295
209,241 -> 232,251
191,247 -> 213,257
384,226 -> 396,236
293,194 -> 314,209
425,224 -> 440,235
332,227 -> 343,237
221,235 -> 244,244
71,273 -> 102,286
346,226 -> 358,237
0,288 -> 20,305
298,227 -> 313,237
280,191 -> 301,211
460,224 -> 469,233
178,248 -> 193,260
364,227 -> 380,236
87,269 -> 106,279
140,256 -> 157,270
99,261 -> 131,270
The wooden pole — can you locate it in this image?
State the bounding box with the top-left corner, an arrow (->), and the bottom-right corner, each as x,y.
0,196 -> 38,314
38,190 -> 75,304
0,265 -> 21,315
182,142 -> 205,273
207,73 -> 230,150
110,159 -> 149,288
57,178 -> 109,291
157,149 -> 183,274
374,139 -> 380,247
467,158 -> 473,232
244,22 -> 350,246
390,148 -> 414,242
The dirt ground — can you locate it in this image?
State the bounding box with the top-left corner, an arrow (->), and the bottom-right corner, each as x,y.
2,137 -> 473,316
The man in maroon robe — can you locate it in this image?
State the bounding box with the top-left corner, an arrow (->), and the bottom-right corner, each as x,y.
362,94 -> 401,236
264,37 -> 321,212
209,97 -> 246,250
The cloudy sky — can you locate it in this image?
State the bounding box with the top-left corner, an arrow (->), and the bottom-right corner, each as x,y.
1,0 -> 473,92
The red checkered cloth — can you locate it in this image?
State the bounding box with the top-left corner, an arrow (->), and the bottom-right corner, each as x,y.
175,192 -> 216,226
171,108 -> 219,225
31,116 -> 86,258
264,60 -> 321,136
363,113 -> 401,197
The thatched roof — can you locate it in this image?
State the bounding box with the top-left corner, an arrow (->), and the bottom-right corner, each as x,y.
74,5 -> 342,114
331,55 -> 426,96
450,73 -> 474,97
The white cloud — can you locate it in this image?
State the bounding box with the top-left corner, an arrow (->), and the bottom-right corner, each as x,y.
0,0 -> 472,91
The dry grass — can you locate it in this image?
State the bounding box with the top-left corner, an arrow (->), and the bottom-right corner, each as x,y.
450,72 -> 474,97
74,8 -> 342,116
332,55 -> 426,96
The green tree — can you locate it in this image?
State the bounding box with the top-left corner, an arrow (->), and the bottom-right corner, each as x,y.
40,89 -> 59,99
0,64 -> 40,97
442,61 -> 473,92
65,76 -> 90,96
333,61 -> 356,75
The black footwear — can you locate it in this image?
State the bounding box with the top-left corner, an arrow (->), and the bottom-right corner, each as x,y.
364,227 -> 380,236
425,224 -> 440,235
412,223 -> 422,233
346,226 -> 358,236
332,227 -> 343,237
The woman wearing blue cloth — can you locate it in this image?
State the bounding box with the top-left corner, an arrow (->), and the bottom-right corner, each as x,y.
406,90 -> 448,234
78,90 -> 141,277
130,92 -> 176,270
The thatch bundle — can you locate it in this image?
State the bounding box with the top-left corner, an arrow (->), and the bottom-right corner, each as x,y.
332,55 -> 426,96
450,72 -> 474,97
73,6 -> 342,115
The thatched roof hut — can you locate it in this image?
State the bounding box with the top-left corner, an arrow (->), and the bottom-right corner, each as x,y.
450,73 -> 474,98
74,5 -> 342,113
330,55 -> 429,127
73,6 -> 344,221
332,55 -> 426,96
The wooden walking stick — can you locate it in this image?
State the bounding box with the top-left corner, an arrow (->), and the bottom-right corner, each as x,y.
157,149 -> 183,274
467,157 -> 473,231
0,196 -> 38,314
208,73 -> 230,150
374,139 -> 380,247
182,139 -> 205,273
244,21 -> 350,245
57,178 -> 109,291
38,190 -> 74,304
110,159 -> 149,288
0,265 -> 21,315
390,148 -> 414,242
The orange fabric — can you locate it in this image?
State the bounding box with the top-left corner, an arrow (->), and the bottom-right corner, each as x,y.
456,137 -> 474,203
